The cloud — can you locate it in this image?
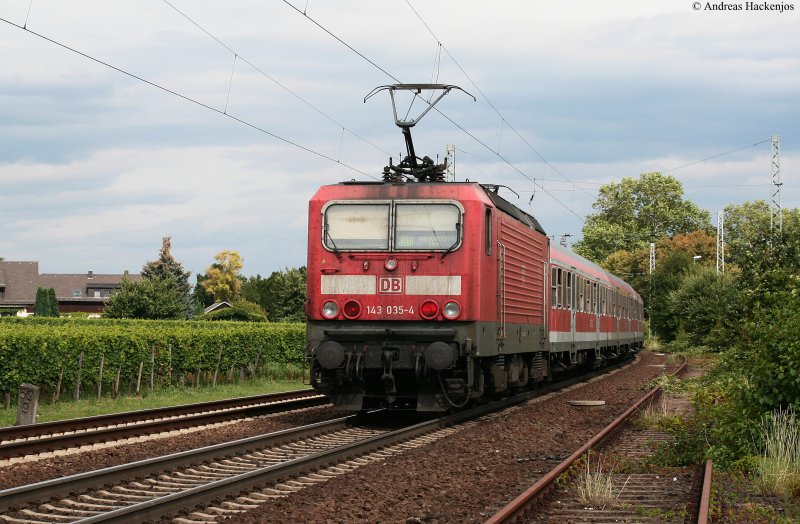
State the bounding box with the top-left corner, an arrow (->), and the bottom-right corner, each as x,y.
0,0 -> 798,276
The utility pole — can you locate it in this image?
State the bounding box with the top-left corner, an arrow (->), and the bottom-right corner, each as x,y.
716,210 -> 725,274
770,135 -> 782,233
446,144 -> 456,182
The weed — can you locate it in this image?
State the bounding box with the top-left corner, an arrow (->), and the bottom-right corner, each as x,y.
754,407 -> 800,497
575,453 -> 629,508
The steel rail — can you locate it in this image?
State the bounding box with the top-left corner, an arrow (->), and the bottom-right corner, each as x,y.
0,390 -> 326,460
0,413 -> 358,513
485,355 -> 688,524
68,383 -> 588,523
697,458 -> 713,524
1,357 -> 636,522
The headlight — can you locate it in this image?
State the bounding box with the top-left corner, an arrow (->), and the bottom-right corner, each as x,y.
442,301 -> 461,320
321,301 -> 339,319
384,258 -> 398,271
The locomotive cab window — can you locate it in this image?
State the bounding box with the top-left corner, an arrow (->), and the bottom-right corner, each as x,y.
324,203 -> 390,250
396,203 -> 460,251
323,201 -> 462,252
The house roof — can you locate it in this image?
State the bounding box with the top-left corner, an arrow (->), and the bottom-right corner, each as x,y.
0,261 -> 40,303
204,301 -> 232,314
38,273 -> 141,300
0,261 -> 141,306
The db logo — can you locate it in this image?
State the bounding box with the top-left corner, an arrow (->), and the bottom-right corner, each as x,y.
378,276 -> 403,294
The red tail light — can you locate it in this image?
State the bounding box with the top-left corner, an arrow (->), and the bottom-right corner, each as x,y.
420,300 -> 438,320
343,300 -> 362,319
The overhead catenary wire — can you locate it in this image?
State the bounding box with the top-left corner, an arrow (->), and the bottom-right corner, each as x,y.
403,0 -> 595,201
0,15 -> 378,180
281,0 -> 585,221
281,0 -> 401,83
662,138 -> 772,173
161,0 -> 391,158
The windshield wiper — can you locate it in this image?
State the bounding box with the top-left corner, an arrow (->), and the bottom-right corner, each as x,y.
440,222 -> 461,260
324,227 -> 342,260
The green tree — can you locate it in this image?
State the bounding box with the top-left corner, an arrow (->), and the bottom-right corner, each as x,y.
668,268 -> 741,349
201,250 -> 244,303
192,274 -> 215,314
47,288 -> 59,317
141,236 -> 192,316
648,251 -> 692,342
33,287 -> 58,317
242,267 -> 307,322
574,172 -> 712,263
721,201 -> 800,270
104,277 -> 185,319
241,274 -> 269,310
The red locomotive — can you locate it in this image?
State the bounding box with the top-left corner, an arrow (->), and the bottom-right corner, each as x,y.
305,85 -> 643,411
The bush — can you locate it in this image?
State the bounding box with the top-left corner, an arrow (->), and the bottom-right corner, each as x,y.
0,317 -> 305,398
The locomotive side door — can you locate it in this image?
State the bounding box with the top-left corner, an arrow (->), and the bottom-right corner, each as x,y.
497,236 -> 506,344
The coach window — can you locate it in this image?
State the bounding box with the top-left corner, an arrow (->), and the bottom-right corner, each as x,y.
556,268 -> 563,308
324,203 -> 390,250
601,286 -> 607,315
566,272 -> 573,309
395,203 -> 461,250
577,276 -> 584,312
551,267 -> 558,307
581,277 -> 587,312
585,280 -> 590,312
612,290 -> 617,318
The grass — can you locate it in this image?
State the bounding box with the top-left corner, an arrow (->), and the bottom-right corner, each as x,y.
0,366 -> 307,427
577,454 -> 621,507
755,407 -> 800,497
637,396 -> 671,428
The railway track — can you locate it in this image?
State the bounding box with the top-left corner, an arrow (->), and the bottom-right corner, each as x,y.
0,360 -> 634,523
485,356 -> 715,524
0,390 -> 327,461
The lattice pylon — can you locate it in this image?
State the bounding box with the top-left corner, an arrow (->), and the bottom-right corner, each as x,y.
771,135 -> 782,233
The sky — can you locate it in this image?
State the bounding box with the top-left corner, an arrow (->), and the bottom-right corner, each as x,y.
1,0 -> 798,278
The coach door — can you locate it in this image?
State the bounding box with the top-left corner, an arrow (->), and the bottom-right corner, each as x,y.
568,270 -> 576,349
594,281 -> 601,343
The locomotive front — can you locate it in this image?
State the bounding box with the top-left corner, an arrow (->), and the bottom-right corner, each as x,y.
306,182 -> 488,411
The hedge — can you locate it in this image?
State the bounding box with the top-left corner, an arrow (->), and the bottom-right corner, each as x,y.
0,318 -> 306,399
